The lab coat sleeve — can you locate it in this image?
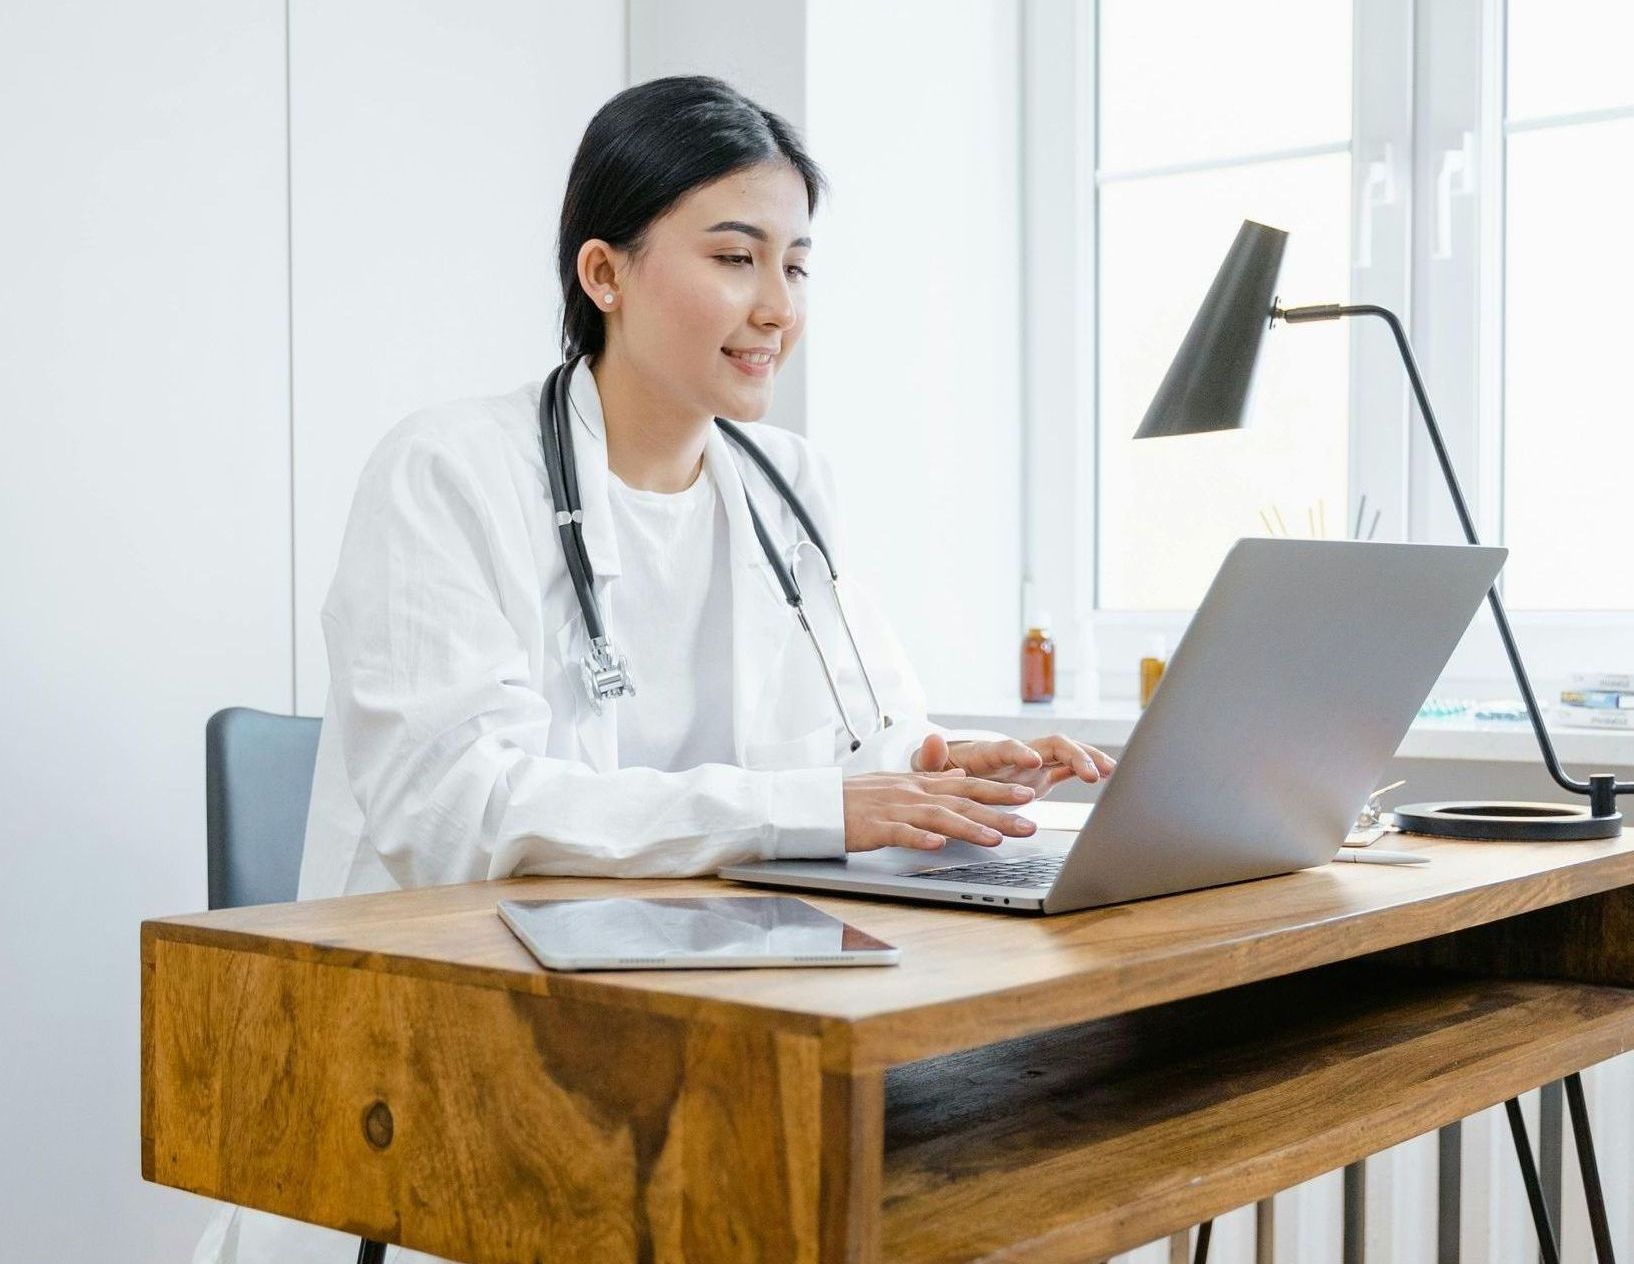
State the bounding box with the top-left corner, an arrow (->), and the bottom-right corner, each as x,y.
322,432 -> 844,888
788,443 -> 1008,775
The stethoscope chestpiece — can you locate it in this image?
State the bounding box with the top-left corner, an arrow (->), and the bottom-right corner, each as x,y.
580,636 -> 635,714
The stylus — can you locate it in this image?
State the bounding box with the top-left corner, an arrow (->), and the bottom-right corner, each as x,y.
1332,849 -> 1430,865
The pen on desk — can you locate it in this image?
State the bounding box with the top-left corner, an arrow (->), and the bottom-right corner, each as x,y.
1333,849 -> 1429,865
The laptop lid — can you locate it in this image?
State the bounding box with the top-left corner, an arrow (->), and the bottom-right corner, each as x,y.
1044,539 -> 1506,912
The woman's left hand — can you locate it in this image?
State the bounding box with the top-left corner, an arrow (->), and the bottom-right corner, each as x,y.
910,732 -> 1116,796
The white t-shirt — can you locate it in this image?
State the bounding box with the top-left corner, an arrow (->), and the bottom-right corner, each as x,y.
608,464 -> 737,771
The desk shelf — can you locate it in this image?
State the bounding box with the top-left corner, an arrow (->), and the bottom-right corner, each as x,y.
880,962 -> 1634,1263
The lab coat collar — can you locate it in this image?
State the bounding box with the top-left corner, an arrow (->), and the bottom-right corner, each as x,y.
702,425 -> 782,588
703,426 -> 803,763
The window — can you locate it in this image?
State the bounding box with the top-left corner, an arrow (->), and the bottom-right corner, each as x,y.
1500,0 -> 1634,610
1023,0 -> 1634,702
1095,1 -> 1353,611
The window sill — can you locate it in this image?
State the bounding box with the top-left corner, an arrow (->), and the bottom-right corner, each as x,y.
932,699 -> 1634,768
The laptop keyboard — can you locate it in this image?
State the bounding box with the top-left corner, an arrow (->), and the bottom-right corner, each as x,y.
909,855 -> 1064,888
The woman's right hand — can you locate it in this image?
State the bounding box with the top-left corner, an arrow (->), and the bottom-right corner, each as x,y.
841,771 -> 1039,853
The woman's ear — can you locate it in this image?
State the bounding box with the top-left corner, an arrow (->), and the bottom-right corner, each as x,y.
576,239 -> 624,310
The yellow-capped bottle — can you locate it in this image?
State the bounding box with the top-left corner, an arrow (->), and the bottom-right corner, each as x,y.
1139,635 -> 1167,709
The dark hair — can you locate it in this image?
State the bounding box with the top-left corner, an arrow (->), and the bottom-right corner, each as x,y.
556,75 -> 828,361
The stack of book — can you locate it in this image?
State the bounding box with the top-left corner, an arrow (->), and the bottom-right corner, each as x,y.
1551,673 -> 1634,730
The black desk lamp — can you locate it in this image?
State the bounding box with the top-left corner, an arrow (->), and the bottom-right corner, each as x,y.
1135,218 -> 1627,841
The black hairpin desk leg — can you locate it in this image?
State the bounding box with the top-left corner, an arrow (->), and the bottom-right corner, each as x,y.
1564,1073 -> 1618,1264
1506,1097 -> 1562,1264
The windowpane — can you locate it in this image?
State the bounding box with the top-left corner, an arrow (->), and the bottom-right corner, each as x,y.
1501,118 -> 1634,610
1507,0 -> 1634,122
1098,0 -> 1352,172
1097,155 -> 1352,610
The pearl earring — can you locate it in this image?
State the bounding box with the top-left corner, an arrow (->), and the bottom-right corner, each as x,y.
602,293 -> 614,305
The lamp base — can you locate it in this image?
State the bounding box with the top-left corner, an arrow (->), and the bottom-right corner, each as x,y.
1392,800 -> 1624,841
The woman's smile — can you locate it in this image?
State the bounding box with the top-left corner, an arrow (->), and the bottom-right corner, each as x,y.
723,346 -> 776,377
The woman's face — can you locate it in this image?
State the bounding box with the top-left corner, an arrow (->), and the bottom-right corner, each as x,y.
585,160 -> 811,423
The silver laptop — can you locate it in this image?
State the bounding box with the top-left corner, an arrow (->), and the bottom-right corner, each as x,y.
721,538 -> 1506,914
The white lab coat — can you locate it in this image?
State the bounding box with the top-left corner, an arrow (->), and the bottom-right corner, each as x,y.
195,362 -> 999,1264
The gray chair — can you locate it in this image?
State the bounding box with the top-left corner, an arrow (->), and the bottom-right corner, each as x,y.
205,706 -> 321,909
205,706 -> 388,1264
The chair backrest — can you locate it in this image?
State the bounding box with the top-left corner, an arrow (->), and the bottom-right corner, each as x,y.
205,707 -> 322,910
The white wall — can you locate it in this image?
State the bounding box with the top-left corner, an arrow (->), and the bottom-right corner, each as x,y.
0,2 -> 623,1258
0,2 -> 291,1258
624,0 -> 1027,706
291,0 -> 623,714
627,0 -> 812,440
806,0 -> 1024,708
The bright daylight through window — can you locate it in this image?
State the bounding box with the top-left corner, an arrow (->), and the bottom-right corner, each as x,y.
1095,0 -> 1352,611
1090,0 -> 1632,618
1501,0 -> 1634,610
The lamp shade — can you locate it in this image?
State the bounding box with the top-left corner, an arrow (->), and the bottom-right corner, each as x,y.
1133,219 -> 1288,439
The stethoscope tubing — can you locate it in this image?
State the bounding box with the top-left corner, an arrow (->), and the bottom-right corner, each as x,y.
543,353 -> 843,622
538,354 -> 888,745
540,357 -> 604,642
714,415 -> 839,582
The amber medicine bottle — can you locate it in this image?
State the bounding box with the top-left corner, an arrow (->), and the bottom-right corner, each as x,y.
1021,621 -> 1055,703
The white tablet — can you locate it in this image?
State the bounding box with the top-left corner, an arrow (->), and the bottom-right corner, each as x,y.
497,895 -> 901,971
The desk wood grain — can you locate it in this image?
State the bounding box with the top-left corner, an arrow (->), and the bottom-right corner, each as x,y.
149,832 -> 1634,1069
142,831 -> 1634,1262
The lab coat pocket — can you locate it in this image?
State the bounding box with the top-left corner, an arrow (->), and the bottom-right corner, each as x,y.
742,722 -> 835,772
551,616 -> 586,707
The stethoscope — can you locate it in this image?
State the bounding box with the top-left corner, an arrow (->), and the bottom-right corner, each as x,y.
538,353 -> 891,751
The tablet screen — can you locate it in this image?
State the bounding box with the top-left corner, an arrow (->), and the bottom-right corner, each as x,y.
498,895 -> 899,970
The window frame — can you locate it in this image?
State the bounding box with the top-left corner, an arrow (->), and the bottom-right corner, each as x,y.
1020,0 -> 1634,706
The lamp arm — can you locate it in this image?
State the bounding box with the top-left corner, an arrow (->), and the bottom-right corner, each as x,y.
1281,301 -> 1630,812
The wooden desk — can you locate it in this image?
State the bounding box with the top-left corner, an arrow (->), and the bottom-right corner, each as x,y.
143,832 -> 1634,1263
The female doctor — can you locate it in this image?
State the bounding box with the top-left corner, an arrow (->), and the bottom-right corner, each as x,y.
195,75 -> 1114,1264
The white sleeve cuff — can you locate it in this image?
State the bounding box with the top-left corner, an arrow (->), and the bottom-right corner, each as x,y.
763,765 -> 847,860
840,719 -> 1011,775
